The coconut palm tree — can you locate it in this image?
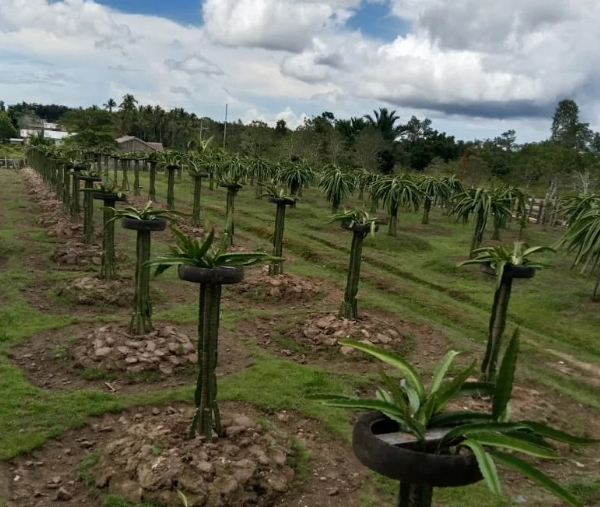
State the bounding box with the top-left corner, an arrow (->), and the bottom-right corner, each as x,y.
372,175 -> 421,236
417,175 -> 451,225
319,165 -> 355,213
103,98 -> 117,113
364,108 -> 403,142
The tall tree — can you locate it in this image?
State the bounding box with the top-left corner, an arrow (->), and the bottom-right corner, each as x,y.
364,108 -> 402,142
0,112 -> 17,140
551,99 -> 592,150
103,98 -> 117,113
118,94 -> 138,136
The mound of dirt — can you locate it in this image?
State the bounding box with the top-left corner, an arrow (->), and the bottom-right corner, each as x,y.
291,313 -> 406,355
91,408 -> 295,506
51,241 -> 102,267
72,324 -> 197,375
232,273 -> 324,301
55,277 -> 132,306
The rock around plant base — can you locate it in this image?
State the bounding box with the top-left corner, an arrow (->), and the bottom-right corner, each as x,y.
89,408 -> 294,506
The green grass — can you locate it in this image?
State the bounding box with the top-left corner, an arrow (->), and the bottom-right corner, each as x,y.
1,168 -> 600,507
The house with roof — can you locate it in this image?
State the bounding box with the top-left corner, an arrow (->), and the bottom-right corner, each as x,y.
116,136 -> 164,153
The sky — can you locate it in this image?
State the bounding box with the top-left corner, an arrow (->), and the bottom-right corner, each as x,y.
0,0 -> 598,143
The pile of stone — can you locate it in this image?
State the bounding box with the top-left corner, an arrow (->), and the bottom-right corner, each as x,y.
296,313 -> 402,354
233,273 -> 323,301
71,324 -> 196,375
51,242 -> 102,267
56,277 -> 131,306
90,408 -> 294,506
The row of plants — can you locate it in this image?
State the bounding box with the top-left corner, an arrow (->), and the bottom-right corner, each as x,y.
25,146 -> 595,507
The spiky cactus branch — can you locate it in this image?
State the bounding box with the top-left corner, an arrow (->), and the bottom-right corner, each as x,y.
148,161 -> 157,202
100,199 -> 117,280
482,277 -> 513,381
399,482 -> 434,507
190,282 -> 223,440
339,229 -> 367,319
121,159 -> 130,191
270,202 -> 287,275
167,166 -> 177,210
130,229 -> 153,335
133,159 -> 141,196
192,175 -> 204,227
82,180 -> 96,245
225,187 -> 239,245
71,172 -> 81,221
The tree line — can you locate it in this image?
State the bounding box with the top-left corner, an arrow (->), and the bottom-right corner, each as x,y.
4,95 -> 600,196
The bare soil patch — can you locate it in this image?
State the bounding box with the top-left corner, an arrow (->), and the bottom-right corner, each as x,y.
0,403 -> 365,507
10,323 -> 253,394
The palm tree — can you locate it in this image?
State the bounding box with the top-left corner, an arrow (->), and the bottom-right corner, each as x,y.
119,94 -> 138,136
364,108 -> 402,142
103,98 -> 117,113
417,175 -> 451,225
372,175 -> 421,236
319,165 -> 355,213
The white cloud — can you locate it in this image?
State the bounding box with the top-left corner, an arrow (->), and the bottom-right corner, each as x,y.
202,0 -> 362,52
0,0 -> 599,143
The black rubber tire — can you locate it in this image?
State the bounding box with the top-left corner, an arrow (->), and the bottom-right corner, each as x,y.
77,175 -> 101,182
352,412 -> 482,487
480,263 -> 536,279
93,192 -> 127,202
192,173 -> 210,179
178,265 -> 244,285
121,217 -> 167,232
219,182 -> 243,190
341,221 -> 379,234
269,196 -> 296,206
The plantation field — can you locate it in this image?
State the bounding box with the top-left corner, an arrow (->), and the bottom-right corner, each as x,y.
1,167 -> 600,506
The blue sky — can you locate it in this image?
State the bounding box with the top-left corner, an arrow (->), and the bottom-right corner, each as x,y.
0,0 -> 595,142
95,0 -> 204,25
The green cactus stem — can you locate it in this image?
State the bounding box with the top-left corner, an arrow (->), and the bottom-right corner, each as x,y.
167,166 -> 177,210
189,282 -> 223,440
121,159 -> 130,191
339,228 -> 367,320
71,172 -> 81,221
148,161 -> 157,202
130,229 -> 154,335
269,202 -> 287,275
100,200 -> 118,280
133,159 -> 141,196
192,175 -> 204,227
